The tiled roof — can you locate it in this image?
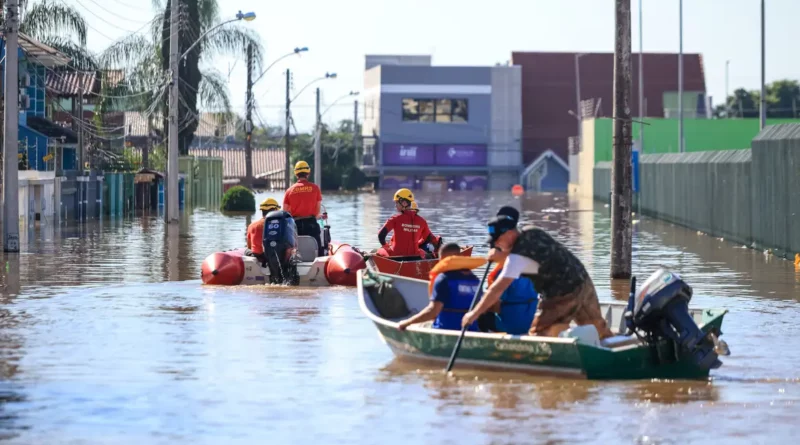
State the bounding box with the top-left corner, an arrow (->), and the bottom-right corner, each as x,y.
188,148 -> 285,179
46,69 -> 126,97
124,111 -> 164,137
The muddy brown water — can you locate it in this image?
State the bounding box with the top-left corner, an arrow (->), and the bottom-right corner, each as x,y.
0,191 -> 797,444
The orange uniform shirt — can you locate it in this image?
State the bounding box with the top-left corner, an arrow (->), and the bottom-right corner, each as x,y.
380,211 -> 431,257
246,218 -> 266,254
283,179 -> 322,219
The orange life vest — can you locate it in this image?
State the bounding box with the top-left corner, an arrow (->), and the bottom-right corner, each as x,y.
427,256 -> 488,296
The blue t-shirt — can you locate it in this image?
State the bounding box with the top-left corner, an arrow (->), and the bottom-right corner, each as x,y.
431,270 -> 480,331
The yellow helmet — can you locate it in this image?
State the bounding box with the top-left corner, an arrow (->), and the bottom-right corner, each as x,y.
393,188 -> 414,203
259,198 -> 280,212
294,160 -> 310,175
410,201 -> 419,212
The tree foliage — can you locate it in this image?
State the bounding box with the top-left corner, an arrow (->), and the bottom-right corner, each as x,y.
220,185 -> 255,212
289,119 -> 367,191
714,79 -> 800,119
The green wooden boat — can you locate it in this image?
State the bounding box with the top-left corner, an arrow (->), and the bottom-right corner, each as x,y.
357,270 -> 729,380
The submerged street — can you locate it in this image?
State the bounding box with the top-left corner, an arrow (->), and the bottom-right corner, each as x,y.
0,191 -> 798,443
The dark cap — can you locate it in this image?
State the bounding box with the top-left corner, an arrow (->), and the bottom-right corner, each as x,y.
485,214 -> 517,245
496,206 -> 519,224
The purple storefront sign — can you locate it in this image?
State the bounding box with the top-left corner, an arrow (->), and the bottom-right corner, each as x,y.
435,144 -> 487,166
448,175 -> 487,191
381,175 -> 416,190
382,144 -> 435,166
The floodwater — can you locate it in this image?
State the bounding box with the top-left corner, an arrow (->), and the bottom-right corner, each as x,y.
0,191 -> 798,444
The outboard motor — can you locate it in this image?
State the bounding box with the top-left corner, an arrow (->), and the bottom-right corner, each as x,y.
263,210 -> 300,285
624,268 -> 725,371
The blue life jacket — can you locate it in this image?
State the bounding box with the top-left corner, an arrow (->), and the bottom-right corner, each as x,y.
433,273 -> 480,332
495,273 -> 539,335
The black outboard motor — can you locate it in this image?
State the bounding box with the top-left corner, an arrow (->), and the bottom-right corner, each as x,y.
624,268 -> 724,371
263,210 -> 300,285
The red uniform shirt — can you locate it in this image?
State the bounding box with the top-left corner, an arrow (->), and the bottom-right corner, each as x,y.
283,179 -> 322,219
380,211 -> 431,256
246,218 -> 266,254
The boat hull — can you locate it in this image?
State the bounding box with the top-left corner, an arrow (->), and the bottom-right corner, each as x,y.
201,244 -> 366,287
358,270 -> 728,380
369,246 -> 474,280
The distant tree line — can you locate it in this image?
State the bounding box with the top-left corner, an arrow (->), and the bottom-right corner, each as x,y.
234,118 -> 369,191
714,79 -> 800,119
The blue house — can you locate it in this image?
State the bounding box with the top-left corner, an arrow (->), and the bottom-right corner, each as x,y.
1,33 -> 77,172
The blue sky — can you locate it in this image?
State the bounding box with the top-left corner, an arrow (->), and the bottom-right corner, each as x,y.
77,0 -> 798,131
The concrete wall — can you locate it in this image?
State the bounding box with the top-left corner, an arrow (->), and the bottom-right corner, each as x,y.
593,123 -> 800,257
751,124 -> 800,256
489,65 -> 523,170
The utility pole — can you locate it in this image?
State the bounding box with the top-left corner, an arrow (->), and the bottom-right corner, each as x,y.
284,68 -> 291,189
165,0 -> 180,223
244,43 -> 254,188
3,0 -> 20,252
638,0 -> 644,152
353,100 -> 359,157
725,60 -> 730,118
314,87 -> 321,186
574,54 -> 582,150
759,0 -> 766,130
611,0 -> 633,279
678,0 -> 684,153
143,117 -> 151,169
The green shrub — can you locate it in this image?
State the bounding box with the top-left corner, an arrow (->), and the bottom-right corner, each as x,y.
220,186 -> 255,212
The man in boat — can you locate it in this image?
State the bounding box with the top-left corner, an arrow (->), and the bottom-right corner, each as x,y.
409,201 -> 442,259
461,206 -> 614,339
398,242 -> 481,332
245,198 -> 281,265
377,188 -> 441,258
283,160 -> 324,257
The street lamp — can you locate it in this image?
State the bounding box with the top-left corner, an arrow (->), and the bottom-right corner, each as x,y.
284,72 -> 338,187
181,11 -> 257,60
253,47 -> 309,86
166,9 -> 255,223
245,46 -> 308,187
321,91 -> 359,118
292,72 -> 337,103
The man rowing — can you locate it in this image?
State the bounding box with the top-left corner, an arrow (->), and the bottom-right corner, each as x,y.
461,206 -> 614,339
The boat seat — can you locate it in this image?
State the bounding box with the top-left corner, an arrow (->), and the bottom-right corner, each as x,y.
297,236 -> 319,261
601,335 -> 641,349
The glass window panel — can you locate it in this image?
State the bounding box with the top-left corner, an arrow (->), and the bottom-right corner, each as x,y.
452,99 -> 468,122
419,99 -> 435,122
402,98 -> 418,121
435,99 -> 452,122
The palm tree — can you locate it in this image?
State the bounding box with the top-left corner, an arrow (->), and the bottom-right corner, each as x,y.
11,0 -> 97,69
101,0 -> 263,155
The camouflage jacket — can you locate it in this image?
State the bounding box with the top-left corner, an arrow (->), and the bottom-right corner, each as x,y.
510,226 -> 589,299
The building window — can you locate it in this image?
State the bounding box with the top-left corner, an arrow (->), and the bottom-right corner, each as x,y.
402,98 -> 468,123
402,98 -> 418,121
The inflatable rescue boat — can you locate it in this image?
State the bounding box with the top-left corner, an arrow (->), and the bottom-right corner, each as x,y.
201,210 -> 366,287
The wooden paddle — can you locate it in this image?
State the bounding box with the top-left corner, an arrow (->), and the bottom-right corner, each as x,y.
445,261 -> 492,373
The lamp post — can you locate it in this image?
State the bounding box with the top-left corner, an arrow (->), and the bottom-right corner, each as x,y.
678,0 -> 684,153
166,9 -> 255,223
245,46 -> 307,187
725,60 -> 730,118
284,72 -> 337,188
314,91 -> 358,186
759,0 -> 766,130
